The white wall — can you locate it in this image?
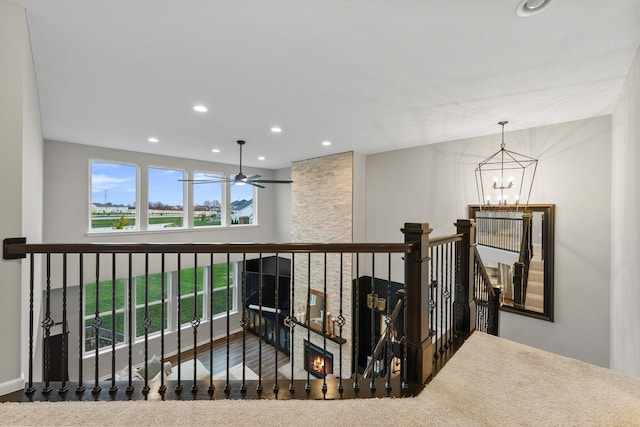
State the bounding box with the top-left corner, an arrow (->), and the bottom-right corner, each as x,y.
0,1 -> 44,395
366,117 -> 612,368
611,46 -> 640,378
44,139 -> 280,247
273,167 -> 292,242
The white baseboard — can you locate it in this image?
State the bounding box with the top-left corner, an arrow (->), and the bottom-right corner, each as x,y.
0,376 -> 24,397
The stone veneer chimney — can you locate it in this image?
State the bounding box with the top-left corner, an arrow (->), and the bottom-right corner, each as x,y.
290,151 -> 357,378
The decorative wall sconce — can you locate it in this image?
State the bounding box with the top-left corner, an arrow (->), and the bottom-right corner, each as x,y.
475,121 -> 538,210
366,293 -> 386,312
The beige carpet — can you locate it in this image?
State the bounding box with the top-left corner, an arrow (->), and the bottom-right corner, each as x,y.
2,332 -> 640,426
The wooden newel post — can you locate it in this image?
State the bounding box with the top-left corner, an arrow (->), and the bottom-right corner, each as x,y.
454,219 -> 476,337
401,222 -> 434,386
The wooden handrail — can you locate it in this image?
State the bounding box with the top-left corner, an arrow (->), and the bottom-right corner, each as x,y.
428,233 -> 463,247
4,241 -> 414,256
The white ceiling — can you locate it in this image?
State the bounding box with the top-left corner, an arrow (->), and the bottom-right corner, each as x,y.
10,0 -> 640,169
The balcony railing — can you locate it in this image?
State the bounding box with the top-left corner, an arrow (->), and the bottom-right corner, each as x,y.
2,220 -> 495,402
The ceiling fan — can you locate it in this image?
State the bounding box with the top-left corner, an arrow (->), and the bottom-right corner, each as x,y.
181,140 -> 293,188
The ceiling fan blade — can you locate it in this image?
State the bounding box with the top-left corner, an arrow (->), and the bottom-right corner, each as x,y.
251,179 -> 293,184
182,140 -> 291,188
179,179 -> 228,184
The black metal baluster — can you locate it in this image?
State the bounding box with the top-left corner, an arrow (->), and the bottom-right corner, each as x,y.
255,252 -> 262,394
42,254 -> 53,394
322,252 -> 328,396
401,249 -> 409,391
451,242 -> 456,343
110,253 -> 117,393
337,252 -> 344,394
59,253 -> 69,394
127,253 -> 134,394
142,253 -> 150,396
439,245 -> 445,355
289,253 -> 296,393
76,254 -> 84,394
385,252 -> 392,392
208,252 -> 214,395
241,253 -> 247,394
455,240 -> 461,342
26,255 -> 35,395
353,253 -> 359,393
430,247 -> 437,362
159,253 -> 166,396
274,253 -> 280,395
191,254 -> 199,393
92,253 -> 101,394
305,253 -> 311,393
176,254 -> 183,393
225,253 -> 231,394
444,244 -> 450,351
446,242 -> 452,344
369,252 -> 375,392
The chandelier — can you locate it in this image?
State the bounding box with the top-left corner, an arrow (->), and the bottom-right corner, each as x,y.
475,121 -> 538,209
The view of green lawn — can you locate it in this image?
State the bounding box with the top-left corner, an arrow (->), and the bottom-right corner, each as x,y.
84,264 -> 235,349
91,214 -> 222,229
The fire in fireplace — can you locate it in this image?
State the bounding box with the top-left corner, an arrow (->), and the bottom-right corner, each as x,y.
304,340 -> 333,378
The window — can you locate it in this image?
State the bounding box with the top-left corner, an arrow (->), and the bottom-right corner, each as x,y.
84,278 -> 126,352
178,267 -> 205,325
211,263 -> 236,315
230,184 -> 255,225
83,263 -> 237,353
193,172 -> 222,227
90,161 -> 260,231
90,161 -> 137,231
148,167 -> 184,229
135,273 -> 169,337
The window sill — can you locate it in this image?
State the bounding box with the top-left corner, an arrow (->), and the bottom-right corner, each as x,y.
86,224 -> 259,237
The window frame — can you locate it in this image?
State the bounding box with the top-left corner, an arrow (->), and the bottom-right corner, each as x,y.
147,166 -> 186,230
89,160 -> 139,232
229,182 -> 257,226
192,170 -> 225,228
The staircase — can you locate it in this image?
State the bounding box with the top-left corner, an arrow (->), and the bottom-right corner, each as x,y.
524,244 -> 543,313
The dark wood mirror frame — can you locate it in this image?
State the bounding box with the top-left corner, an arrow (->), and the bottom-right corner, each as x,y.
469,204 -> 555,322
307,289 -> 327,332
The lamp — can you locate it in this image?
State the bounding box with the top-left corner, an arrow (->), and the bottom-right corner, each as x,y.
475,121 -> 538,210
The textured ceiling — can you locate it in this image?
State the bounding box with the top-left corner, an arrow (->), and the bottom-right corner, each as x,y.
10,0 -> 640,169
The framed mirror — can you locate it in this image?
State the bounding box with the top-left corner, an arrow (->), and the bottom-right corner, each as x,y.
469,204 -> 554,321
307,289 -> 327,332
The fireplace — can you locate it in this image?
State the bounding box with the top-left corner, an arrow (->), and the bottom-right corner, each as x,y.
304,340 -> 334,378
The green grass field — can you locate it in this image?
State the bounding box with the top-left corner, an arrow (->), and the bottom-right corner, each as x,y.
84,264 -> 235,342
90,215 -> 222,229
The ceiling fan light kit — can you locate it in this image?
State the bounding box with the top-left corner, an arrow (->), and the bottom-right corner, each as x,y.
181,140 -> 293,188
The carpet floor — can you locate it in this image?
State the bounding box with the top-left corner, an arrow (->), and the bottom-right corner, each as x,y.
2,332 -> 639,426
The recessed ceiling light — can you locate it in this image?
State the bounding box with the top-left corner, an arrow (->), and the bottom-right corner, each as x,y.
270,126 -> 282,133
193,105 -> 208,113
516,0 -> 552,16
322,140 -> 332,146
211,148 -> 220,153
147,137 -> 159,143
258,156 -> 266,161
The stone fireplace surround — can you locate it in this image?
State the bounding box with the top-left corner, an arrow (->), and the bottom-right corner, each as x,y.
291,151 -> 363,379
